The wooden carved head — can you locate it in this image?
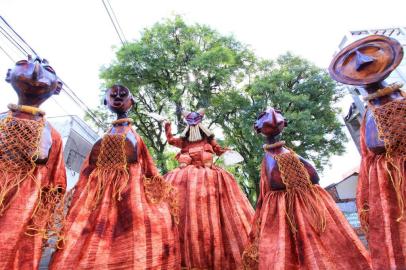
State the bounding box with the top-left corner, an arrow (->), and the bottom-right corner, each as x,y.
329,35 -> 403,87
5,55 -> 63,106
254,107 -> 287,137
183,109 -> 204,126
104,85 -> 135,114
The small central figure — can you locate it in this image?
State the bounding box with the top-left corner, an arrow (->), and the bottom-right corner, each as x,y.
164,109 -> 254,269
242,108 -> 371,270
50,85 -> 180,269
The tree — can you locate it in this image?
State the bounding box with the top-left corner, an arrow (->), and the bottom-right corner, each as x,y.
208,53 -> 346,203
99,15 -> 255,173
96,16 -> 347,205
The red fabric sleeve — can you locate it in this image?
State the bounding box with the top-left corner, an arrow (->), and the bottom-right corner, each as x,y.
357,114 -> 370,231
45,127 -> 67,190
164,122 -> 183,148
134,131 -> 160,178
210,139 -> 228,156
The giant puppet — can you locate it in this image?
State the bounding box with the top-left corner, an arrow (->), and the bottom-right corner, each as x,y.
0,55 -> 66,270
50,85 -> 180,269
329,35 -> 406,269
242,108 -> 371,269
164,109 -> 254,269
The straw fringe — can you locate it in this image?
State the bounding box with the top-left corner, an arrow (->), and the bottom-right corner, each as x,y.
275,149 -> 326,234
144,175 -> 179,224
0,113 -> 44,215
26,185 -> 67,249
359,203 -> 369,233
371,99 -> 406,221
242,219 -> 261,270
84,134 -> 129,210
180,123 -> 214,142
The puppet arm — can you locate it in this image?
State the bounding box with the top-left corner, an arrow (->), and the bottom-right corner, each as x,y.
210,138 -> 229,156
164,121 -> 183,148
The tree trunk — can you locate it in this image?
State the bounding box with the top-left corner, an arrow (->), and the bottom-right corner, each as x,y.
156,147 -> 168,174
175,101 -> 184,133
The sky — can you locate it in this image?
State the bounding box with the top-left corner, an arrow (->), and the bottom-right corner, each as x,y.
0,0 -> 405,185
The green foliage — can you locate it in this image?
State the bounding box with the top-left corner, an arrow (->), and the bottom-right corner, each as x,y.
97,16 -> 347,205
208,53 -> 347,203
100,15 -> 254,174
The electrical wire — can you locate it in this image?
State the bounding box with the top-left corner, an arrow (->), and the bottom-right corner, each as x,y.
105,0 -> 127,42
0,24 -> 29,56
0,37 -> 77,119
101,0 -> 126,45
0,16 -> 39,56
0,16 -> 107,129
0,43 -> 15,63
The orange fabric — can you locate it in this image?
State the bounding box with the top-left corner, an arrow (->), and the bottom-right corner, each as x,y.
165,122 -> 227,157
85,134 -> 129,209
243,159 -> 371,270
358,109 -> 406,270
371,99 -> 406,221
50,130 -> 180,270
0,121 -> 66,270
0,114 -> 44,213
370,100 -> 406,159
274,151 -> 326,234
165,137 -> 254,269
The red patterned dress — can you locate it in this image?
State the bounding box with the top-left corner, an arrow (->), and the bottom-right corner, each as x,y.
0,113 -> 66,270
164,122 -> 254,269
358,99 -> 406,269
50,124 -> 180,269
243,149 -> 371,270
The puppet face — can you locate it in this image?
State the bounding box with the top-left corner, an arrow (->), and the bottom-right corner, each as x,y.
254,108 -> 287,137
328,35 -> 403,87
105,85 -> 134,114
6,55 -> 61,101
185,112 -> 203,126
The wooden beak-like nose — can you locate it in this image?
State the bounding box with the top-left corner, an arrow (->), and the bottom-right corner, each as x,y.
271,110 -> 278,126
32,62 -> 40,80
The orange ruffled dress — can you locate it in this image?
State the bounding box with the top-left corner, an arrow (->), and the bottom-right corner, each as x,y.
50,127 -> 180,269
164,123 -> 254,269
0,114 -> 67,270
243,150 -> 371,270
357,100 -> 406,269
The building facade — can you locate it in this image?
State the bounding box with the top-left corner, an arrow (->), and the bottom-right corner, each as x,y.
49,115 -> 100,189
336,27 -> 406,151
325,168 -> 367,245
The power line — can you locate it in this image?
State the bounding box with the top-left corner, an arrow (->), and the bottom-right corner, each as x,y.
105,0 -> 127,42
0,42 -> 72,117
0,43 -> 15,63
0,16 -> 107,129
0,16 -> 38,56
0,17 -> 104,127
51,95 -> 73,117
59,80 -> 108,129
101,0 -> 127,45
0,23 -> 29,56
0,38 -> 85,121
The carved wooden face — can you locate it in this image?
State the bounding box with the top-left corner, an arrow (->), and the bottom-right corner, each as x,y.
105,85 -> 134,114
254,108 -> 286,136
329,35 -> 403,87
5,56 -> 61,101
185,112 -> 203,126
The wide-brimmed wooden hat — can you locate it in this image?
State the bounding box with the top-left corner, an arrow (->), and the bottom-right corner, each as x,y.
329,35 -> 403,86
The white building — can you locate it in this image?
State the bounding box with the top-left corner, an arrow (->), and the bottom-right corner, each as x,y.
325,167 -> 367,245
49,115 -> 100,189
